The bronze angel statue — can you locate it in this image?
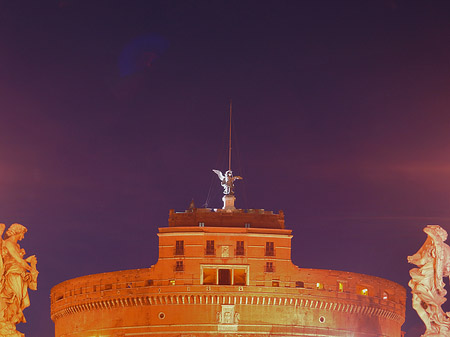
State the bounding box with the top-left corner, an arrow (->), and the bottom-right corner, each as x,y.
0,223 -> 38,337
408,225 -> 450,336
212,169 -> 242,195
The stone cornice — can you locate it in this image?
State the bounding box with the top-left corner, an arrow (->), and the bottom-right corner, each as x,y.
51,292 -> 404,325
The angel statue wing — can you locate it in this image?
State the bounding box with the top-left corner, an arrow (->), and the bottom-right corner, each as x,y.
212,169 -> 225,181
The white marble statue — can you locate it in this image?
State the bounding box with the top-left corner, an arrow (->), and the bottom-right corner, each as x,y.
0,223 -> 38,337
212,169 -> 242,195
408,225 -> 450,336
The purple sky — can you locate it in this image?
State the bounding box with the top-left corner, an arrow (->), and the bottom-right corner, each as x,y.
1,1 -> 450,335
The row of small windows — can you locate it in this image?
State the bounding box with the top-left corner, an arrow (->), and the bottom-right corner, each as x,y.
174,240 -> 275,257
296,281 -> 389,300
54,280 -> 390,301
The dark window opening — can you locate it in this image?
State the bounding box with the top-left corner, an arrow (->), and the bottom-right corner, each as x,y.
272,280 -> 279,287
236,241 -> 245,256
175,240 -> 184,255
206,240 -> 215,255
145,280 -> 154,286
175,261 -> 184,272
265,242 -> 275,256
265,262 -> 274,272
218,269 -> 231,285
296,281 -> 305,288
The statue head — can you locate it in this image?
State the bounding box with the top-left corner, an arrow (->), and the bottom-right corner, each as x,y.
424,224 -> 448,242
5,223 -> 27,240
226,170 -> 233,178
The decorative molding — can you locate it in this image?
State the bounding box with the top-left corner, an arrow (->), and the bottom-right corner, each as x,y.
51,293 -> 404,324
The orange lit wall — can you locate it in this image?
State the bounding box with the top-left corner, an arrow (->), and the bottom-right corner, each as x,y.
51,208 -> 405,336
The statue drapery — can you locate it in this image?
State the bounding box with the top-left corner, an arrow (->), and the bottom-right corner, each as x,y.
0,223 -> 38,337
408,225 -> 450,336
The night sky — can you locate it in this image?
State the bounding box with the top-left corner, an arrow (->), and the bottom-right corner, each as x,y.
1,1 -> 450,335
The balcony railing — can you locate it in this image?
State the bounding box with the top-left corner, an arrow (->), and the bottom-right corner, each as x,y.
205,248 -> 216,256
265,249 -> 275,257
174,248 -> 184,255
235,248 -> 245,256
174,264 -> 184,272
264,265 -> 275,273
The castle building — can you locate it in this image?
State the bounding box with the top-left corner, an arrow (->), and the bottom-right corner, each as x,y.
51,187 -> 406,336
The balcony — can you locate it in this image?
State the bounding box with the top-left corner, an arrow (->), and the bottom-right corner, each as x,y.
174,247 -> 184,256
174,263 -> 184,272
264,264 -> 275,273
235,248 -> 245,256
265,249 -> 275,257
205,248 -> 216,256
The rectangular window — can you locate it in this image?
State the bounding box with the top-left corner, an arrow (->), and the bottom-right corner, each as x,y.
245,223 -> 251,228
218,269 -> 231,285
199,222 -> 205,227
235,241 -> 245,256
175,240 -> 184,255
175,261 -> 184,272
265,242 -> 275,256
265,262 -> 274,272
295,281 -> 304,288
338,282 -> 344,292
206,240 -> 215,255
272,280 -> 280,287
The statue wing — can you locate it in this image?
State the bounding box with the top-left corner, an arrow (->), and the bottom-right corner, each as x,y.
212,169 -> 224,181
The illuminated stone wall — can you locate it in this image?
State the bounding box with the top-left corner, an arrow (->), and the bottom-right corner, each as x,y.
51,209 -> 405,336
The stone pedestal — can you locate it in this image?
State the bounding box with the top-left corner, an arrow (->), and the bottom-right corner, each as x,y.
222,195 -> 236,210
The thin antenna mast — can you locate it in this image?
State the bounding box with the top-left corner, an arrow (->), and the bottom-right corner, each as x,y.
228,99 -> 232,171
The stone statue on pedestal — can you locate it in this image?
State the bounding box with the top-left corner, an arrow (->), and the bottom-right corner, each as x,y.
212,169 -> 242,195
0,223 -> 38,337
408,225 -> 450,336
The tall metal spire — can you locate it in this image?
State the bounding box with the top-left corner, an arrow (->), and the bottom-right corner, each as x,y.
212,99 -> 243,210
228,99 -> 232,172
